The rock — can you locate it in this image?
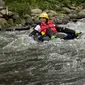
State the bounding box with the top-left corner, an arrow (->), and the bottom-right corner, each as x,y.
12,13 -> 19,20
50,16 -> 58,24
55,5 -> 62,11
56,19 -> 63,24
56,17 -> 69,24
22,14 -> 33,26
31,8 -> 42,14
55,14 -> 70,24
0,25 -> 1,28
78,18 -> 85,23
0,0 -> 5,6
78,9 -> 85,18
33,17 -> 40,25
24,14 -> 31,19
0,13 -> 3,17
7,19 -> 14,25
68,13 -> 78,19
0,9 -> 6,15
0,18 -> 7,25
62,7 -> 71,14
48,10 -> 57,15
48,10 -> 57,18
0,6 -> 4,10
8,11 -> 13,16
62,15 -> 70,24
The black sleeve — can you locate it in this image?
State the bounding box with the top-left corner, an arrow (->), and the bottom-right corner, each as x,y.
29,30 -> 39,36
56,24 -> 75,34
55,24 -> 64,32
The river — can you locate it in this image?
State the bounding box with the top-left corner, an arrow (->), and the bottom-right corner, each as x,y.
0,20 -> 85,85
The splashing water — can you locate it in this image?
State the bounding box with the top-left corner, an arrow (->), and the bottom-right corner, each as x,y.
0,19 -> 85,85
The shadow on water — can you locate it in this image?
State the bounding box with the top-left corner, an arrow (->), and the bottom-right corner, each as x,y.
0,22 -> 85,85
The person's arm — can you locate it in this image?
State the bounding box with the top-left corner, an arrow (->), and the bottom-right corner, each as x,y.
29,25 -> 40,36
55,24 -> 75,33
55,24 -> 64,32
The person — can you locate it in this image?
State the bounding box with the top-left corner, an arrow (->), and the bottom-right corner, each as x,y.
29,12 -> 82,41
29,12 -> 57,42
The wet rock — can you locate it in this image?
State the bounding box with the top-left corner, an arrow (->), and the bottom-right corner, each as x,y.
78,18 -> 85,23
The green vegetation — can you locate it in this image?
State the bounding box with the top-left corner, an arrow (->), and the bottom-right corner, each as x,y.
5,0 -> 85,16
1,0 -> 84,28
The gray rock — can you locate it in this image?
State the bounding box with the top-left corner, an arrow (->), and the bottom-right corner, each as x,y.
0,13 -> 3,17
78,9 -> 85,18
31,8 -> 42,14
33,17 -> 40,25
12,13 -> 19,20
0,18 -> 7,25
62,7 -> 71,14
0,9 -> 7,15
22,14 -> 33,26
55,15 -> 70,24
55,5 -> 62,11
8,11 -> 13,16
0,0 -> 5,6
68,13 -> 78,19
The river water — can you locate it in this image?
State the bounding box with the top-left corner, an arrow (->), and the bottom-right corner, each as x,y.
0,20 -> 85,85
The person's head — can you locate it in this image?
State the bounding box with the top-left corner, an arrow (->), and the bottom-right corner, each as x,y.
39,12 -> 49,23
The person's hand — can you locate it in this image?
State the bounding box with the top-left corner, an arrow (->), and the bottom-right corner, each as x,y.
51,35 -> 55,39
41,31 -> 45,35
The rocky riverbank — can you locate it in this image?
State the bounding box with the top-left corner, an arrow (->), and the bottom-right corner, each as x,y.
1,0 -> 85,30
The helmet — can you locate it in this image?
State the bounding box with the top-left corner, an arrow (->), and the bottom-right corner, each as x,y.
39,12 -> 49,19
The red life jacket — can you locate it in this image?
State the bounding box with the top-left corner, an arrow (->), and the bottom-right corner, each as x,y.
40,20 -> 57,34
